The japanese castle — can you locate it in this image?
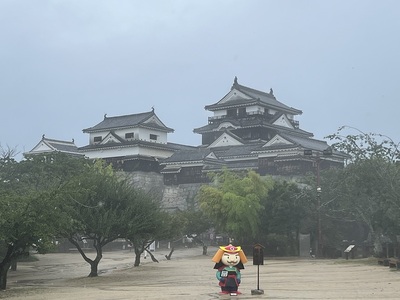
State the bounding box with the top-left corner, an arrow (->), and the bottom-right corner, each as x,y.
27,77 -> 347,185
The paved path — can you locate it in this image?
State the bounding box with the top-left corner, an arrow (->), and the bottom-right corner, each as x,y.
3,246 -> 400,299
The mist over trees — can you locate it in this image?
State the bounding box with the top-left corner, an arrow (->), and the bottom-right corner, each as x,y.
2,126 -> 400,289
198,169 -> 310,255
198,170 -> 273,243
197,127 -> 400,258
0,153 -> 170,289
325,126 -> 400,256
0,153 -> 87,289
60,160 -> 166,276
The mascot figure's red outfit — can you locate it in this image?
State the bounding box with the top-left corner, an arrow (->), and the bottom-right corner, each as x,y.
212,244 -> 248,295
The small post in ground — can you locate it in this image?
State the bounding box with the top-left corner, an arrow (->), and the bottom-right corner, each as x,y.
251,243 -> 265,295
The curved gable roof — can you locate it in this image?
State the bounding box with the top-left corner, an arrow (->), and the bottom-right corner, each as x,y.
161,147 -> 216,164
25,136 -> 82,156
205,78 -> 302,115
83,110 -> 174,133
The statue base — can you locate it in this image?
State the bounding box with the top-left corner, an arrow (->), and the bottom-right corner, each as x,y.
251,289 -> 264,295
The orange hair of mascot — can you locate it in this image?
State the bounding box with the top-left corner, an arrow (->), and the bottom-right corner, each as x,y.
212,244 -> 248,269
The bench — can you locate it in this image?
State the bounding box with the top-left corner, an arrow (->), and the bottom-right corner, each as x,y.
378,258 -> 389,266
388,259 -> 400,270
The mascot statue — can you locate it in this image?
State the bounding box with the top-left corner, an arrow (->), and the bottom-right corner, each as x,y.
212,244 -> 248,295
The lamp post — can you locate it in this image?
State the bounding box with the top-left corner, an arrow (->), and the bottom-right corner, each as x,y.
316,186 -> 322,257
304,147 -> 332,258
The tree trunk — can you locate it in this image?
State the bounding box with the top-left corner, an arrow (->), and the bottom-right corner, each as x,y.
0,262 -> 11,290
188,235 -> 208,255
366,226 -> 383,257
68,237 -> 103,277
165,248 -> 174,260
146,249 -> 159,263
133,246 -> 142,267
88,260 -> 99,277
373,235 -> 383,257
11,261 -> 17,271
0,243 -> 17,290
87,244 -> 102,277
355,207 -> 382,257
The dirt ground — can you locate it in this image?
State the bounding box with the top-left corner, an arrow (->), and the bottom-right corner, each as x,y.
2,246 -> 400,299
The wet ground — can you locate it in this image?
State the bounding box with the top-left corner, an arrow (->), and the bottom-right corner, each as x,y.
3,246 -> 400,299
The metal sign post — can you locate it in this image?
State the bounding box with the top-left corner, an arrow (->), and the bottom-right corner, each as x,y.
251,243 -> 265,295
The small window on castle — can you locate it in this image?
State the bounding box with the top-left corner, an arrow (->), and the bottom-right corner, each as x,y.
94,136 -> 102,143
150,134 -> 157,140
125,132 -> 134,139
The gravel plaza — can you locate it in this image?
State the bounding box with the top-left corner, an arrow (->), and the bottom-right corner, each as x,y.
3,246 -> 400,300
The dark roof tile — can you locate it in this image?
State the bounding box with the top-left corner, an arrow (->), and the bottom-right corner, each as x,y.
83,111 -> 173,133
205,82 -> 302,115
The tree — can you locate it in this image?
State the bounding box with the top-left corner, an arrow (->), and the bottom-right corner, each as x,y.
180,210 -> 213,255
127,209 -> 184,266
299,168 -> 361,258
0,152 -> 86,290
60,160 -> 154,277
198,169 -> 273,243
0,144 -> 19,161
326,126 -> 400,255
0,191 -> 61,290
259,180 -> 307,256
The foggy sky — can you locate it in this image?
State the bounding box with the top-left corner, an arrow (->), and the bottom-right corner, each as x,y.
1,0 -> 399,158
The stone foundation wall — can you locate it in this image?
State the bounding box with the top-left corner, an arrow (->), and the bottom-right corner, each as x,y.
120,171 -> 204,211
162,183 -> 204,211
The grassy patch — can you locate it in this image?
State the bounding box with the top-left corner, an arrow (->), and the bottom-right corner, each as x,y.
333,257 -> 377,266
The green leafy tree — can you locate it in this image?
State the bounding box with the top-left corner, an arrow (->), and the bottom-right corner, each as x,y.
0,152 -> 86,290
319,159 -> 400,256
60,160 -> 153,277
0,190 -> 60,290
180,210 -> 213,254
198,169 -> 273,243
125,207 -> 175,267
180,210 -> 212,237
298,170 -> 355,257
260,180 -> 307,256
326,126 -> 400,255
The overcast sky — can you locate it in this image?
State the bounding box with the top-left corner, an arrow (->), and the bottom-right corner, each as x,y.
1,0 -> 399,158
